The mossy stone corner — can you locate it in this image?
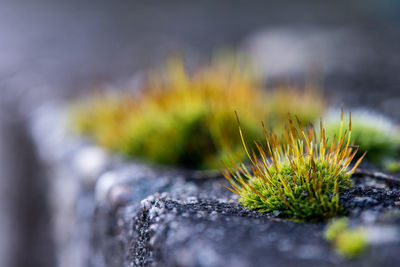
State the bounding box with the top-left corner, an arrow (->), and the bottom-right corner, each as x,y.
223,110 -> 365,221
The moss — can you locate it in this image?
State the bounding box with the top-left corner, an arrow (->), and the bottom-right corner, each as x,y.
335,229 -> 368,258
223,109 -> 365,221
324,110 -> 400,169
71,54 -> 325,170
383,159 -> 400,173
324,217 -> 349,241
324,218 -> 368,259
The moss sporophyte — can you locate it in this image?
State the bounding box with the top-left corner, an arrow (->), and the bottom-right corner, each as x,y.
223,109 -> 366,221
323,110 -> 400,171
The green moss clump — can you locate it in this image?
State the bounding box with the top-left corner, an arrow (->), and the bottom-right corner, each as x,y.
324,218 -> 368,259
71,55 -> 325,170
324,217 -> 349,241
324,110 -> 400,169
384,159 -> 400,173
223,110 -> 365,222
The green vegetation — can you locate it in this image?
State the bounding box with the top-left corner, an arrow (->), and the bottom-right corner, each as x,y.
324,218 -> 368,258
71,55 -> 325,169
324,110 -> 400,171
384,159 -> 400,173
324,217 -> 349,241
223,109 -> 365,221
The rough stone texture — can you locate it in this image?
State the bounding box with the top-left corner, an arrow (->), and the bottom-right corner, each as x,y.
90,178 -> 400,267
89,185 -> 400,267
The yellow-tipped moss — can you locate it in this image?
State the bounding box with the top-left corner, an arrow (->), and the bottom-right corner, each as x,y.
71,54 -> 325,169
223,108 -> 366,221
324,110 -> 400,169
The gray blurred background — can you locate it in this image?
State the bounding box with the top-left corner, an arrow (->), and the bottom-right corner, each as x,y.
0,1 -> 399,266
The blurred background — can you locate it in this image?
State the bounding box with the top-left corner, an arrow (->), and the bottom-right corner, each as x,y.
0,0 -> 399,266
